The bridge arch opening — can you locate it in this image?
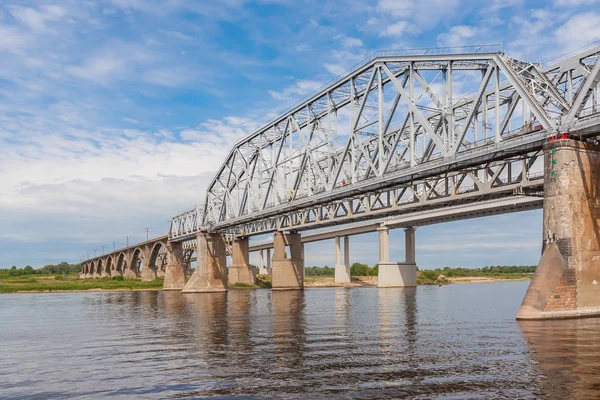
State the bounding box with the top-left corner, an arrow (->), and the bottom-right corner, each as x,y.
105,256 -> 113,277
149,242 -> 168,277
131,248 -> 145,277
115,253 -> 126,276
183,248 -> 196,277
97,259 -> 104,276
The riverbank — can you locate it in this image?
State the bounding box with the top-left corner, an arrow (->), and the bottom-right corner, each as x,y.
0,273 -> 532,293
0,275 -> 164,293
303,274 -> 531,287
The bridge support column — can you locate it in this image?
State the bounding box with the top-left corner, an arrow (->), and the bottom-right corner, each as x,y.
228,237 -> 256,286
182,232 -> 227,293
334,236 -> 351,283
258,249 -> 268,275
272,231 -> 304,290
518,139 -> 600,320
267,248 -> 272,275
377,225 -> 417,288
140,247 -> 157,281
163,242 -> 187,290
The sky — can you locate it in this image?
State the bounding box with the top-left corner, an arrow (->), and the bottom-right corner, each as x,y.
1,0 -> 599,269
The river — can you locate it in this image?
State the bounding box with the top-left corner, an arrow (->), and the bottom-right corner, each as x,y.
2,281 -> 600,399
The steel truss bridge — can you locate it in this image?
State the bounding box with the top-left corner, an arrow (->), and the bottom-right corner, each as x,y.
170,45 -> 600,242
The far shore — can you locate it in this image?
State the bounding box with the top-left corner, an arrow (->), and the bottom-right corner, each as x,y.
303,275 -> 531,288
0,274 -> 531,294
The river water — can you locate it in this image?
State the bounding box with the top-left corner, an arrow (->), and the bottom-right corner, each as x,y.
2,281 -> 600,399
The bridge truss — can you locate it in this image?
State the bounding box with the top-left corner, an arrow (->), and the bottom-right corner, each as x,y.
170,46 -> 600,240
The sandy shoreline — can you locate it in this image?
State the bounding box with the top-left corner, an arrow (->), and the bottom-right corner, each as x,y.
2,276 -> 530,294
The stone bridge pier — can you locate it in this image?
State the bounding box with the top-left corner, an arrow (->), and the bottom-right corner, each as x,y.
518,139 -> 600,320
163,242 -> 187,290
182,232 -> 227,293
228,237 -> 256,286
272,231 -> 304,290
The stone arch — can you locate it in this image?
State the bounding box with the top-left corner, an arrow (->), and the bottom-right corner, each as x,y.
90,260 -> 97,277
124,248 -> 144,279
97,258 -> 104,277
132,247 -> 144,273
115,253 -> 126,276
149,241 -> 168,278
105,256 -> 113,277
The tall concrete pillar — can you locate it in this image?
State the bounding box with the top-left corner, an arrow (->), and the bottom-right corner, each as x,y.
267,248 -> 272,275
182,232 -> 227,293
258,249 -> 265,275
335,236 -> 351,283
405,227 -> 416,264
163,242 -> 187,290
272,231 -> 304,290
377,225 -> 417,288
228,237 -> 256,286
518,139 -> 600,320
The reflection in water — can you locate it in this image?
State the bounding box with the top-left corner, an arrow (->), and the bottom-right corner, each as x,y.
1,281 -> 600,398
519,318 -> 600,399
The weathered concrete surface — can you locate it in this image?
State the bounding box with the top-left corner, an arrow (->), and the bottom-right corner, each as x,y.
377,225 -> 417,287
163,242 -> 187,290
378,262 -> 417,287
182,233 -> 227,293
334,264 -> 351,284
140,267 -> 157,281
334,236 -> 351,283
123,268 -> 138,279
272,232 -> 304,290
518,139 -> 600,320
228,237 -> 256,286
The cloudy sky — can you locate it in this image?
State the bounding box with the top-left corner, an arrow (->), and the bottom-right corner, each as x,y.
1,0 -> 599,269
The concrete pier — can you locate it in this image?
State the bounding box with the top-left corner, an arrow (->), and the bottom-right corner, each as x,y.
518,139 -> 600,320
228,237 -> 256,286
163,242 -> 187,290
377,225 -> 417,287
182,232 -> 228,293
272,231 -> 304,290
334,236 -> 351,283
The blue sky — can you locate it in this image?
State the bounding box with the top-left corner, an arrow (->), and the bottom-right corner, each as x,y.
1,0 -> 599,268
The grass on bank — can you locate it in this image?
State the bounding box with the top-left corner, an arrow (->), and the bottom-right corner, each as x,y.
229,274 -> 272,289
0,274 -> 164,293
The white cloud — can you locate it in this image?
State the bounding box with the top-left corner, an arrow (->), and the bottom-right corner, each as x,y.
334,35 -> 363,48
324,63 -> 347,76
437,25 -> 481,47
554,0 -> 599,6
380,21 -> 412,37
377,0 -> 462,28
66,41 -> 152,85
268,79 -> 322,101
9,5 -> 67,33
377,0 -> 412,17
555,12 -> 600,50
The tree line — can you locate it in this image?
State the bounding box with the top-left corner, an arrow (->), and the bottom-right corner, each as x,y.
306,263 -> 379,277
305,264 -> 536,277
1,262 -> 81,277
